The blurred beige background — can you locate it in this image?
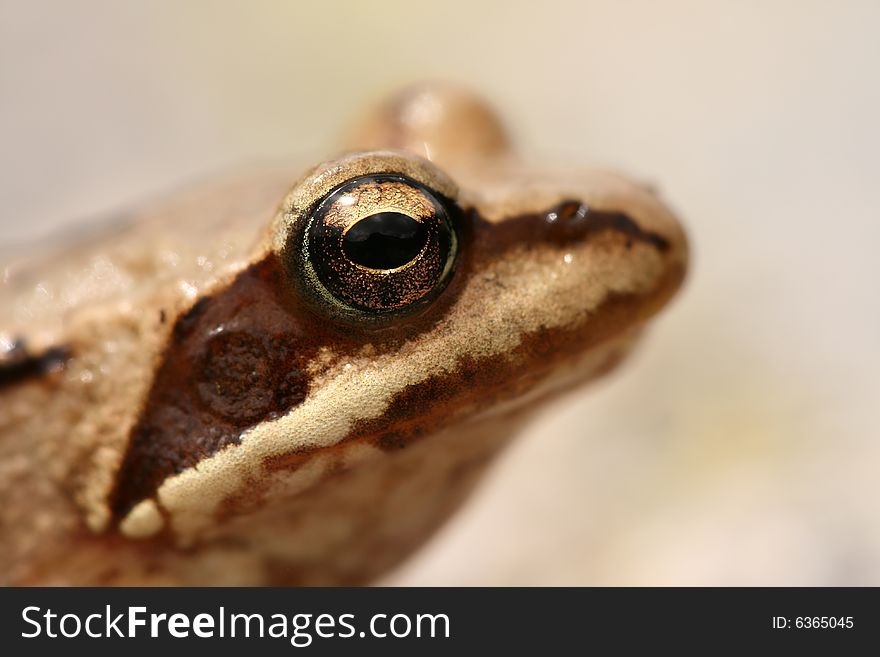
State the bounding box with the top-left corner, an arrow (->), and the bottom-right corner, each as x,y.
2,1 -> 878,584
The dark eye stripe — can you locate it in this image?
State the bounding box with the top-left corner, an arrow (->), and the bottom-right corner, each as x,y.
0,339 -> 70,389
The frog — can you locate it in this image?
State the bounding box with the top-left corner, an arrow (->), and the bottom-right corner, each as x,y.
0,83 -> 688,585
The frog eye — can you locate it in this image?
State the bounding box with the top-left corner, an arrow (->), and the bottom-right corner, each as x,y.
300,174 -> 458,317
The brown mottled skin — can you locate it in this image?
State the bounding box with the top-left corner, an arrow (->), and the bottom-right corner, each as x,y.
0,83 -> 688,585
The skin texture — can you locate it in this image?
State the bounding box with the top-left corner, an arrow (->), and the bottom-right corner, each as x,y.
0,83 -> 687,585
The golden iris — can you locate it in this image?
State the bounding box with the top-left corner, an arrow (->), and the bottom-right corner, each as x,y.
304,174 -> 457,315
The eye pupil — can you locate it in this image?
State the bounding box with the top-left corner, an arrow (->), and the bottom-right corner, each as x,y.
342,212 -> 428,270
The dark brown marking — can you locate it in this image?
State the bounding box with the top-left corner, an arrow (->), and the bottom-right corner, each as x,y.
475,200 -> 670,258
111,257 -> 335,520
0,339 -> 70,389
110,245 -> 474,521
110,196 -> 673,521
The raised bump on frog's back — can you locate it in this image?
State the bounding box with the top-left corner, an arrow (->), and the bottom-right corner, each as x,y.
346,81 -> 513,167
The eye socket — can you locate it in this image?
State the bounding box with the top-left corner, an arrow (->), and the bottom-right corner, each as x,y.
302,174 -> 458,317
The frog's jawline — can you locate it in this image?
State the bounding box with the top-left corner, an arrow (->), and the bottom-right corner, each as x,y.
109,201 -> 669,522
